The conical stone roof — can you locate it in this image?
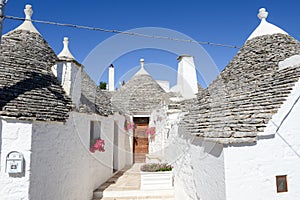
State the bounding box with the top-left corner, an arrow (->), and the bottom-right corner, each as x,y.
112,68 -> 167,115
182,33 -> 300,144
0,6 -> 72,121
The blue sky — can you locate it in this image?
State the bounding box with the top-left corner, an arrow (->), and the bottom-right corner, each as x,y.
3,0 -> 300,88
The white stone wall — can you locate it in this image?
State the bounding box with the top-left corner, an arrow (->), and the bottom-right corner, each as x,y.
224,81 -> 300,200
113,113 -> 133,170
149,106 -> 169,155
70,63 -> 82,108
0,119 -> 32,200
0,112 -> 132,200
29,112 -> 115,200
149,107 -> 226,200
52,62 -> 82,108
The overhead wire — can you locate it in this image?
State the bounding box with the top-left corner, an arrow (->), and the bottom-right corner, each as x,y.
4,15 -> 241,49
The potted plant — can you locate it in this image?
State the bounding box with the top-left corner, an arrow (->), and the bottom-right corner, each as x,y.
140,163 -> 173,190
90,139 -> 105,153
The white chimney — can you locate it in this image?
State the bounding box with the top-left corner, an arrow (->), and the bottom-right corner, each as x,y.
108,64 -> 115,91
177,55 -> 198,99
52,37 -> 82,108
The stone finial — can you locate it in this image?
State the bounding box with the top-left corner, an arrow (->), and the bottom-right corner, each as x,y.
15,4 -> 39,33
24,4 -> 33,20
258,8 -> 268,20
58,37 -> 75,60
140,58 -> 145,69
63,37 -> 69,48
247,7 -> 288,41
135,58 -> 149,75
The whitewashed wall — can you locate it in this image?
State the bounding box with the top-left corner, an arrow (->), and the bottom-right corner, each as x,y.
149,108 -> 226,200
29,112 -> 114,200
52,62 -> 82,108
0,119 -> 32,200
224,81 -> 300,200
149,106 -> 169,155
113,113 -> 133,171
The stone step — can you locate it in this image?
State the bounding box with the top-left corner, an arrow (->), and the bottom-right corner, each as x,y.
93,189 -> 174,199
93,195 -> 175,200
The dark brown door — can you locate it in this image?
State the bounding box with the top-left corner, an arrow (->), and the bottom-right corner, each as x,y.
133,117 -> 149,163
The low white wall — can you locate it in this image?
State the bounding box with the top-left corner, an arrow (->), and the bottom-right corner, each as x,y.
149,108 -> 226,200
29,112 -> 115,200
0,119 -> 32,200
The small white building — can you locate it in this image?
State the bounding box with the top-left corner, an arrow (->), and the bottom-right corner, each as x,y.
0,5 -> 132,200
148,8 -> 300,200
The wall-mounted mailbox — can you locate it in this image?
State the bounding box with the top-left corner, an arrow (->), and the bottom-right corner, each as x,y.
6,151 -> 24,174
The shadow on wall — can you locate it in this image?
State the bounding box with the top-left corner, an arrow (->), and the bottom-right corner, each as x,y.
113,121 -> 119,172
191,136 -> 223,158
178,126 -> 224,158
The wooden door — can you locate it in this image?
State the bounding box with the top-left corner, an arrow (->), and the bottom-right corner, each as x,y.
133,117 -> 149,163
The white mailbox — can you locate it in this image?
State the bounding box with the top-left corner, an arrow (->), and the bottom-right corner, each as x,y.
6,151 -> 24,174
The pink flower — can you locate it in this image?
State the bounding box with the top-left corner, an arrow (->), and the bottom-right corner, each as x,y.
146,127 -> 156,135
124,120 -> 136,131
90,139 -> 105,153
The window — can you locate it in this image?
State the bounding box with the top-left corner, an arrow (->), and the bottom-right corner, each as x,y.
90,121 -> 101,147
276,175 -> 288,193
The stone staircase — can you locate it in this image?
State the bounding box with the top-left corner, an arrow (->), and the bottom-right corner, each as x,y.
93,164 -> 175,200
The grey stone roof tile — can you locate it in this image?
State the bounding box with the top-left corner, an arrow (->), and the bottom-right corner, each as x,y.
79,70 -> 113,116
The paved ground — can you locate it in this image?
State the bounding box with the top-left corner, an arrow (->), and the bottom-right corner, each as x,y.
93,164 -> 175,200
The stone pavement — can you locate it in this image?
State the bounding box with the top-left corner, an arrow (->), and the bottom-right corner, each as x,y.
93,164 -> 175,200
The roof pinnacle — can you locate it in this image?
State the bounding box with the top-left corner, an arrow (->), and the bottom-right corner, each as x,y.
15,4 -> 39,34
258,8 -> 268,20
135,58 -> 149,75
24,4 -> 33,20
247,8 -> 288,41
58,37 -> 75,60
140,58 -> 145,69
